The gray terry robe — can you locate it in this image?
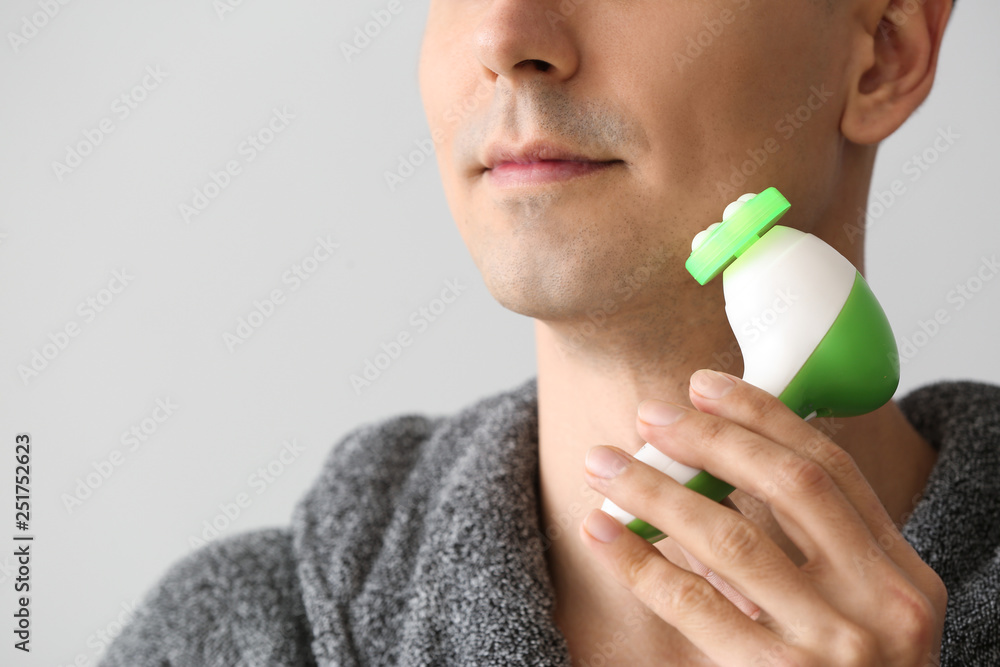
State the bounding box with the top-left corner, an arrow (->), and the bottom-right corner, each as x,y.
98,377 -> 1000,666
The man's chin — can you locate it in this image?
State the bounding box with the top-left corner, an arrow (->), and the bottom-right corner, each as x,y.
482,278 -> 577,321
481,272 -> 617,323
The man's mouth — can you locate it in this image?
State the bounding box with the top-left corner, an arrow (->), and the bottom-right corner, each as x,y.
481,141 -> 623,188
486,160 -> 622,187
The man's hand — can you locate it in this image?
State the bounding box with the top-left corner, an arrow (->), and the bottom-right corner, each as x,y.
579,369 -> 947,666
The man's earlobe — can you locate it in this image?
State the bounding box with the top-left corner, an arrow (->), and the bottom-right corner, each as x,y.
840,0 -> 952,146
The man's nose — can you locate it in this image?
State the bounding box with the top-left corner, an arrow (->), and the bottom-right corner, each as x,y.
473,1 -> 579,85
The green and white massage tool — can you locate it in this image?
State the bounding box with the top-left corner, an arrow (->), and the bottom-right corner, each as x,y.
600,186 -> 900,543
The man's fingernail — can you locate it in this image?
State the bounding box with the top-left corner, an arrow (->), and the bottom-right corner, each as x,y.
690,369 -> 735,399
637,399 -> 686,426
585,446 -> 630,479
583,509 -> 622,543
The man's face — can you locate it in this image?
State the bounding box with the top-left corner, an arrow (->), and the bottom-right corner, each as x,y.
419,0 -> 853,323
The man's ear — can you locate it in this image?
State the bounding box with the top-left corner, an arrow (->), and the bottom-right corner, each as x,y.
841,0 -> 953,145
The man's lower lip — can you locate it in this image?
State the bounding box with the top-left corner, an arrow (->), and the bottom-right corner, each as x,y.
484,160 -> 621,187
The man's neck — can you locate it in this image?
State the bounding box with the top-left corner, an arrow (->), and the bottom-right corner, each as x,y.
533,317 -> 938,663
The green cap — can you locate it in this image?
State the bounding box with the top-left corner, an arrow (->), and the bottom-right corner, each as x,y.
685,187 -> 791,285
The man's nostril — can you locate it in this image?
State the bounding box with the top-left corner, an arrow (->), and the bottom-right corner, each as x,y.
517,59 -> 552,72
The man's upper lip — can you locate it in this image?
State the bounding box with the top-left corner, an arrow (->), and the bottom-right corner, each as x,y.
481,141 -> 618,170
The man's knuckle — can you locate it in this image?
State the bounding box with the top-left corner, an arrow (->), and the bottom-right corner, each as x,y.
892,586 -> 938,649
912,563 -> 949,612
619,548 -> 663,588
708,517 -> 759,562
629,475 -> 655,504
699,416 -> 730,448
767,650 -> 814,667
926,570 -> 949,611
833,624 -> 878,666
666,572 -> 717,615
774,455 -> 832,496
817,443 -> 858,479
748,390 -> 782,421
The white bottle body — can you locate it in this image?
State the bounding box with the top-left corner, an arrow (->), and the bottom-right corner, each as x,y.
725,225 -> 856,393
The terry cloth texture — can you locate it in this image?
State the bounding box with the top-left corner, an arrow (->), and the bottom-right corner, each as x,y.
99,377 -> 1000,666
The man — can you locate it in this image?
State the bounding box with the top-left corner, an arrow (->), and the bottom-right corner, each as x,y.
103,0 -> 1000,664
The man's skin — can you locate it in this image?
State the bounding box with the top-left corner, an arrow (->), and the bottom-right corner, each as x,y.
419,0 -> 952,663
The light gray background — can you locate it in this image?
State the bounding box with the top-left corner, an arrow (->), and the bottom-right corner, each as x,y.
0,1 -> 997,664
